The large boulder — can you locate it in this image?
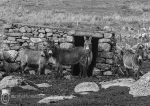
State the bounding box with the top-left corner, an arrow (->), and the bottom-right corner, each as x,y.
74,82 -> 99,93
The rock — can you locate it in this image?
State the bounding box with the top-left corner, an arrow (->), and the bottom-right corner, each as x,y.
46,32 -> 53,37
6,33 -> 22,37
8,29 -> 13,33
59,38 -> 66,43
103,71 -> 113,76
93,33 -> 103,38
64,75 -> 72,80
36,83 -> 51,88
45,28 -> 52,33
3,24 -> 12,29
104,33 -> 113,38
100,78 -> 135,89
38,95 -> 75,104
66,36 -> 74,42
60,43 -> 73,49
29,70 -> 35,75
98,52 -> 114,59
26,27 -> 32,33
10,46 -> 20,50
98,43 -> 111,52
96,63 -> 111,70
30,38 -> 42,43
22,36 -> 29,40
38,29 -> 45,33
74,82 -> 99,93
23,33 -> 33,37
96,57 -> 105,63
17,39 -> 25,42
129,72 -> 150,97
99,38 -> 111,43
68,30 -> 75,35
104,26 -> 112,31
22,42 -> 28,47
39,33 -> 45,38
0,72 -> 5,79
106,59 -> 113,64
7,37 -> 16,41
92,67 -> 101,76
19,27 -> 26,33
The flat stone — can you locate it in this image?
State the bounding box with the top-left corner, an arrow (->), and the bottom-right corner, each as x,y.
38,29 -> 45,33
96,63 -> 111,70
106,59 -> 113,64
30,38 -> 42,43
7,37 -> 16,41
22,42 -> 28,47
66,36 -> 74,42
74,82 -> 99,93
98,43 -> 111,52
39,33 -> 45,38
104,33 -> 113,38
6,33 -> 22,37
103,71 -> 113,76
45,28 -> 52,33
46,32 -> 53,37
99,38 -> 111,43
93,33 -> 103,38
8,29 -> 13,33
3,24 -> 12,29
96,57 -> 106,63
60,43 -> 73,49
59,38 -> 66,43
10,46 -> 20,50
16,39 -> 25,42
19,27 -> 26,33
26,27 -> 32,33
22,36 -> 29,40
98,52 -> 114,59
68,30 -> 75,35
22,33 -> 33,37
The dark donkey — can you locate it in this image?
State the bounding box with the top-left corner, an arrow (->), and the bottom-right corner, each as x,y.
120,44 -> 144,80
49,40 -> 91,78
18,46 -> 50,75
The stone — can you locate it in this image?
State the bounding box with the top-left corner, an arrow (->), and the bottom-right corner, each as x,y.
23,33 -> 33,37
16,39 -> 25,42
99,38 -> 111,43
22,42 -> 28,47
38,29 -> 45,33
92,67 -> 101,76
30,38 -> 42,43
3,24 -> 12,29
106,59 -> 114,64
96,57 -> 105,63
10,46 -> 20,50
33,31 -> 39,37
22,36 -> 29,40
38,95 -> 75,104
3,44 -> 10,50
7,37 -> 16,41
60,43 -> 73,49
45,28 -> 52,33
6,33 -> 22,37
68,30 -> 75,35
36,83 -> 51,88
39,33 -> 45,38
66,36 -> 74,42
104,26 -> 112,31
29,42 -> 34,46
53,34 -> 60,37
93,33 -> 103,38
59,38 -> 65,43
96,63 -> 111,70
74,82 -> 99,93
8,29 -> 13,33
98,43 -> 111,52
19,27 -> 26,33
0,72 -> 5,79
103,71 -> 113,76
104,33 -> 113,38
26,27 -> 32,33
46,32 -> 53,37
98,52 -> 114,59
13,29 -> 19,32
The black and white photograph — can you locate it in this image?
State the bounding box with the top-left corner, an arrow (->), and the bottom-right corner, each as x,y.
0,0 -> 150,105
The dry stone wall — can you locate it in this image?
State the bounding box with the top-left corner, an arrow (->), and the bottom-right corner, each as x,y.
2,23 -> 117,76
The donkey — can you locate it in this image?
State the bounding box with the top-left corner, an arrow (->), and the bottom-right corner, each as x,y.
48,41 -> 90,78
83,36 -> 93,76
18,47 -> 50,75
120,44 -> 144,80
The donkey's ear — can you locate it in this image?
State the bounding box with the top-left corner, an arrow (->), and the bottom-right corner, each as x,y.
89,36 -> 92,41
84,36 -> 86,40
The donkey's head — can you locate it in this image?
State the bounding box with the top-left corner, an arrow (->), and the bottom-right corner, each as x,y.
84,36 -> 92,50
